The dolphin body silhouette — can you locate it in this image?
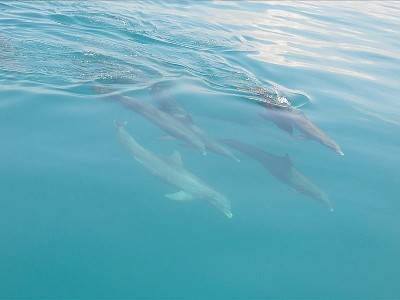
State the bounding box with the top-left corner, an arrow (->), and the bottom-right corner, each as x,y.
120,99 -> 208,155
245,86 -> 343,156
93,86 -> 207,155
116,122 -> 232,218
221,139 -> 334,211
150,83 -> 240,162
260,105 -> 344,156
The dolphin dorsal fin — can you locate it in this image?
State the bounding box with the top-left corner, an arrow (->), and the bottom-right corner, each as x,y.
167,150 -> 184,167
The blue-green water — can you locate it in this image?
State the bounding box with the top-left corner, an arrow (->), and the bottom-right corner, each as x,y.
1,1 -> 399,299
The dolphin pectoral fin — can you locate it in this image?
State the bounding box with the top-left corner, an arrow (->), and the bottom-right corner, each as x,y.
165,191 -> 193,202
293,133 -> 307,140
165,150 -> 184,167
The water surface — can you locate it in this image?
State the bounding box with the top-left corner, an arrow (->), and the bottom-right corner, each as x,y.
1,1 -> 399,299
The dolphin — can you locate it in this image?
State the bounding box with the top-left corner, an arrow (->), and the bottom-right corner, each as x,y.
116,122 -> 232,218
244,86 -> 343,156
221,139 -> 334,211
119,98 -> 208,155
93,86 -> 207,155
260,104 -> 344,156
150,81 -> 195,126
150,82 -> 240,162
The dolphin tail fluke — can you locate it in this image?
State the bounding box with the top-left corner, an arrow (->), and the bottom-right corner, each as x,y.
165,191 -> 193,202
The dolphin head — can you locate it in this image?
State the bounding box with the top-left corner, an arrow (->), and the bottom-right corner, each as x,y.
324,139 -> 344,156
321,195 -> 334,212
208,191 -> 232,218
289,168 -> 334,212
313,190 -> 334,212
334,146 -> 344,156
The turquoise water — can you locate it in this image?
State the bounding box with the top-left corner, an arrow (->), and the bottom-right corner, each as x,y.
1,1 -> 399,298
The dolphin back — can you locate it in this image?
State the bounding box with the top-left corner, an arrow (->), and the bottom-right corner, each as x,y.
115,121 -> 148,159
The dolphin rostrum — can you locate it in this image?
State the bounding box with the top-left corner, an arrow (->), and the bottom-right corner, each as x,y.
150,82 -> 240,162
221,139 -> 334,211
116,122 -> 233,218
260,104 -> 344,156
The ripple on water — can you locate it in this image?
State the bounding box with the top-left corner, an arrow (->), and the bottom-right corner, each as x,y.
1,1 -> 400,299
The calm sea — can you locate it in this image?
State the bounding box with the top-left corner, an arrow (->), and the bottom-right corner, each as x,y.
1,1 -> 399,299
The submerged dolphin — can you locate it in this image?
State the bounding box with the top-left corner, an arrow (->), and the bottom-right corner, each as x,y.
116,122 -> 232,218
260,105 -> 344,156
150,83 -> 240,162
150,82 -> 195,126
93,86 -> 207,155
221,139 -> 334,211
121,99 -> 208,155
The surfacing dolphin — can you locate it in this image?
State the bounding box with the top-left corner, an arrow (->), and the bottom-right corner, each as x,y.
150,82 -> 240,162
246,86 -> 343,156
221,139 -> 334,211
116,122 -> 232,218
93,85 -> 207,155
260,104 -> 344,156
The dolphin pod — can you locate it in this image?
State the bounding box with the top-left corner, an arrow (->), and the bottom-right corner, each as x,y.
94,81 -> 340,218
95,85 -> 240,161
150,83 -> 241,162
93,86 -> 207,155
152,83 -> 343,156
115,121 -> 232,218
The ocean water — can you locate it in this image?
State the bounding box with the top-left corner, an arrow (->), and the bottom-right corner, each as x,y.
1,1 -> 399,299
